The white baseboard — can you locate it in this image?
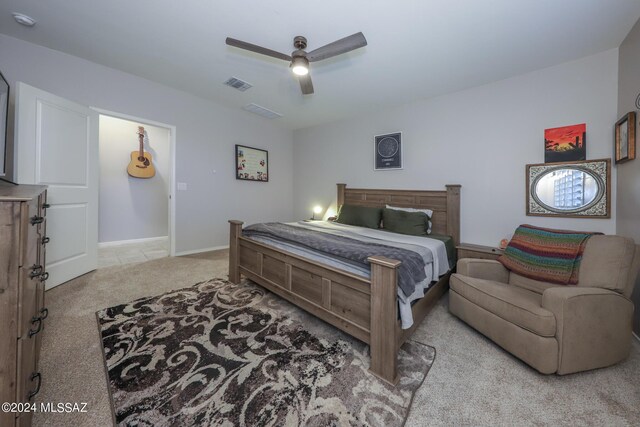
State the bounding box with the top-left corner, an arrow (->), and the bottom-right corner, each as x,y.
175,245 -> 229,256
99,236 -> 168,248
633,332 -> 640,343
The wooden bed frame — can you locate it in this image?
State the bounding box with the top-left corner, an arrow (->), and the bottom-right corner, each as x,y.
228,183 -> 460,384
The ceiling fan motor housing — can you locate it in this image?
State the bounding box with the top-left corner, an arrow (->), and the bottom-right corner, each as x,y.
293,36 -> 307,50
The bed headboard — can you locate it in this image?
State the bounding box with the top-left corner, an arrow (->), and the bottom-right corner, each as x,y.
337,183 -> 461,245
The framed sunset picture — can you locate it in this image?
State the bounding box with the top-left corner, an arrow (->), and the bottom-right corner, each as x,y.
544,123 -> 586,163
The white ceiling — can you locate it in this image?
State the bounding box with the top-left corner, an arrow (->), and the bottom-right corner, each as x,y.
1,0 -> 639,129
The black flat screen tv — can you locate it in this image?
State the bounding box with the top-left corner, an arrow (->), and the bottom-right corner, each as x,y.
0,71 -> 8,178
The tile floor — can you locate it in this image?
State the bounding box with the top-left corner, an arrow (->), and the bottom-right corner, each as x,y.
98,238 -> 169,268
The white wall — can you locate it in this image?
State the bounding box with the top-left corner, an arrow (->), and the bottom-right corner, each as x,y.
616,18 -> 640,335
99,116 -> 170,243
617,19 -> 640,244
0,34 -> 294,253
293,49 -> 619,246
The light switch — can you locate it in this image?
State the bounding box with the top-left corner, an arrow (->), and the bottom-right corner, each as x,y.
177,182 -> 188,191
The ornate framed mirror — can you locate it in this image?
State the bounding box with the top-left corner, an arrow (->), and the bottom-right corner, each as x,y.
526,158 -> 610,218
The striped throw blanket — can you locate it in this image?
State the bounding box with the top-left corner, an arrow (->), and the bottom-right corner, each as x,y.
498,224 -> 600,285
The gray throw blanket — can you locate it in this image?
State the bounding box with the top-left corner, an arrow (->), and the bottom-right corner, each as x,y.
243,222 -> 426,297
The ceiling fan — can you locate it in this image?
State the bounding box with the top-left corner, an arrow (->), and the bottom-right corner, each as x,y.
225,32 -> 367,95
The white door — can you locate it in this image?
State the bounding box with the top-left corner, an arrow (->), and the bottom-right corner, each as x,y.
15,83 -> 99,289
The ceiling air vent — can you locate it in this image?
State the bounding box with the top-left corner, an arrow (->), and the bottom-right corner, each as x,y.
223,77 -> 252,92
242,103 -> 283,119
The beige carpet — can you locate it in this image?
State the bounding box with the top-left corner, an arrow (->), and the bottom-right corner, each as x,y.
33,250 -> 640,426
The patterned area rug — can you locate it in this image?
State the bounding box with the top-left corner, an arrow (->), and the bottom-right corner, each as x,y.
96,278 -> 435,426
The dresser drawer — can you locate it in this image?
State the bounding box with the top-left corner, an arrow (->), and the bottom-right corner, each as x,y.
17,267 -> 41,340
38,192 -> 47,218
34,281 -> 46,370
20,200 -> 42,268
457,248 -> 501,261
16,335 -> 38,405
38,226 -> 48,279
456,244 -> 504,262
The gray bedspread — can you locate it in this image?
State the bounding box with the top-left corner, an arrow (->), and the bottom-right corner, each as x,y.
243,222 -> 427,297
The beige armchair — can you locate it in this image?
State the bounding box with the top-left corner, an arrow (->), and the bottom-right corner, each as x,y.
449,235 -> 640,374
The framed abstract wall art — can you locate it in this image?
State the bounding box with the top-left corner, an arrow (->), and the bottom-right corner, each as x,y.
374,132 -> 402,170
236,144 -> 268,182
615,112 -> 636,164
544,123 -> 586,163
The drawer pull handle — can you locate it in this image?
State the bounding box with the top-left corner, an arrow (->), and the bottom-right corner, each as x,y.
42,236 -> 50,245
40,308 -> 49,320
28,316 -> 43,337
28,372 -> 42,401
29,265 -> 43,278
30,216 -> 44,225
42,203 -> 51,209
40,272 -> 49,281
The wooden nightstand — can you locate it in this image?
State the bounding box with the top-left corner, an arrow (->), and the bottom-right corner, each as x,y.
456,243 -> 504,261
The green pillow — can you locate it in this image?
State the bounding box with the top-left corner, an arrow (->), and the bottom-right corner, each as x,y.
336,205 -> 382,229
382,208 -> 429,236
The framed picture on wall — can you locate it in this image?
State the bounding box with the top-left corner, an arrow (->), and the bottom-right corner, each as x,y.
236,144 -> 268,182
374,132 -> 402,170
615,112 -> 636,164
544,123 -> 586,163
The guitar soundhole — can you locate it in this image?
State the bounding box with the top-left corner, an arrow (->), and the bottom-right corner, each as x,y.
137,156 -> 150,167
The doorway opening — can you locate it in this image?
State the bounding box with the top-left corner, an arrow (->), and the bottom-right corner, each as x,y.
96,111 -> 176,267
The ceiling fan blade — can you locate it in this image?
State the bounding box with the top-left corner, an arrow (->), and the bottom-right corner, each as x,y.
226,37 -> 292,61
307,32 -> 367,62
298,74 -> 314,95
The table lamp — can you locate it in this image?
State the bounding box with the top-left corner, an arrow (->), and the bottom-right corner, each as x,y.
312,206 -> 323,220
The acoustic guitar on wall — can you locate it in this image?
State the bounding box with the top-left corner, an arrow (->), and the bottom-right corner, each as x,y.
127,126 -> 156,179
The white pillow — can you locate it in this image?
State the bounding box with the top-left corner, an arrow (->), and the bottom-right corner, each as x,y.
385,205 -> 433,234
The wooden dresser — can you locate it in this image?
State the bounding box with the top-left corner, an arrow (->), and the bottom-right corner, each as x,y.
0,184 -> 48,427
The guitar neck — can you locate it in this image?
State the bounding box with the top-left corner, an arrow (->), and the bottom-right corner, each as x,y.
138,126 -> 145,157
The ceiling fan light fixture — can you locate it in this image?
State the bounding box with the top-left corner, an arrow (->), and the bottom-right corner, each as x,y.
291,57 -> 309,76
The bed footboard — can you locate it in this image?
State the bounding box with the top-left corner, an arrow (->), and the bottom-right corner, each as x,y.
227,219 -> 403,384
